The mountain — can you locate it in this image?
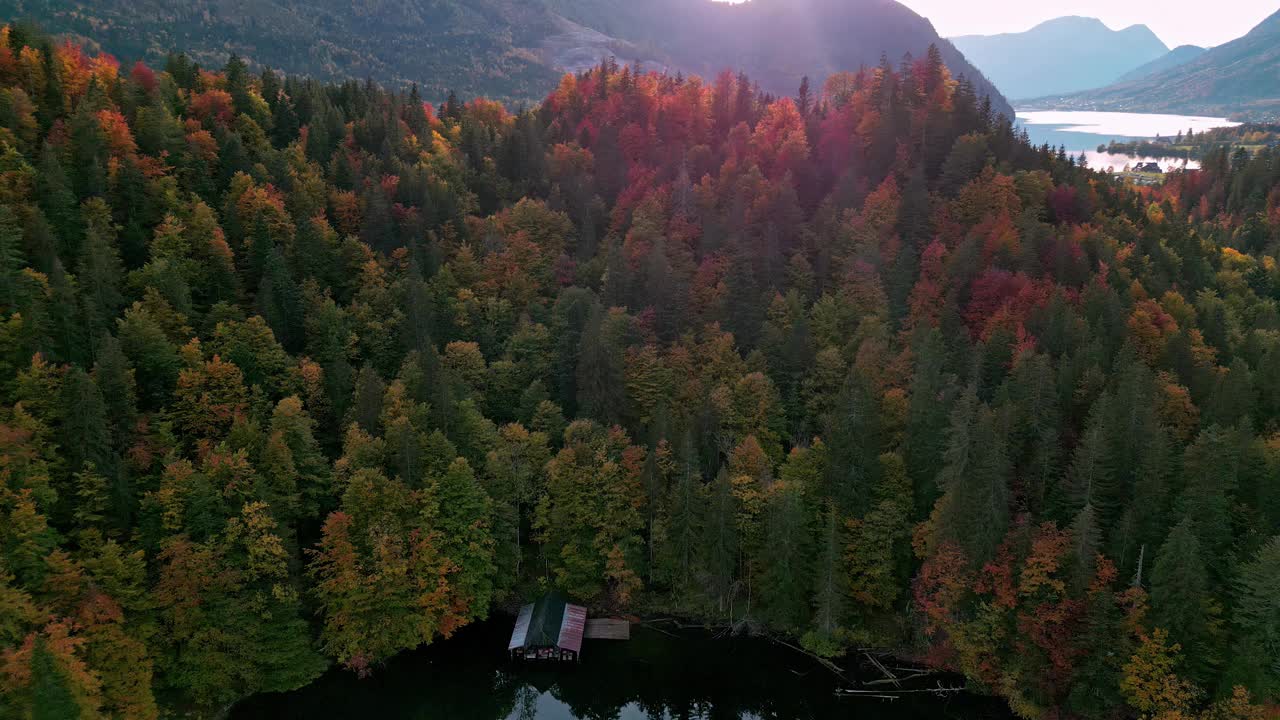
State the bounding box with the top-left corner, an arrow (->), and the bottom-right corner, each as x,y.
0,0 -> 1013,115
1037,9 -> 1280,118
951,16 -> 1168,100
1116,44 -> 1207,83
548,0 -> 1015,117
0,0 -> 578,102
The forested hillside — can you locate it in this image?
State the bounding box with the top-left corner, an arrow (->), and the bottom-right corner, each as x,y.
0,0 -> 1014,117
545,0 -> 1016,118
0,0 -> 570,102
0,26 -> 1278,720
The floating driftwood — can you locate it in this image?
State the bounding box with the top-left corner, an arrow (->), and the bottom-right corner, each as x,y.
863,652 -> 900,687
637,621 -> 681,639
766,636 -> 852,685
862,672 -> 937,687
836,681 -> 965,699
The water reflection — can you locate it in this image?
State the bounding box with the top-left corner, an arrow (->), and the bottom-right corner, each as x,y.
1081,151 -> 1198,173
1015,110 -> 1237,171
1016,111 -> 1238,140
232,619 -> 1011,720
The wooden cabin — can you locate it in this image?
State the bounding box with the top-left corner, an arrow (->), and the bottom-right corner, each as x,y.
508,593 -> 586,662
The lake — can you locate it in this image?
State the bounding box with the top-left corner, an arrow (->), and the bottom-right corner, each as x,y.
1016,110 -> 1241,172
230,617 -> 1014,720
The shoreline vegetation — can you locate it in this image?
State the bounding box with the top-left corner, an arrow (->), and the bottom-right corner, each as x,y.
0,20 -> 1278,720
230,613 -> 1001,720
1098,123 -> 1280,162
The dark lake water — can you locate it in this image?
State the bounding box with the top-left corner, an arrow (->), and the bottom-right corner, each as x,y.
231,617 -> 1014,720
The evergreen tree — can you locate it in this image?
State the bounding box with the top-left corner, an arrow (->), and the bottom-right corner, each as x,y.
78,200 -> 125,341
575,303 -> 624,425
760,481 -> 812,627
703,469 -> 740,615
59,366 -> 113,481
1227,536 -> 1280,697
29,636 -> 87,720
1151,518 -> 1217,684
934,389 -> 1010,564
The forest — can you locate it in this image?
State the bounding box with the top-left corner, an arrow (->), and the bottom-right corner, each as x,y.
0,23 -> 1277,720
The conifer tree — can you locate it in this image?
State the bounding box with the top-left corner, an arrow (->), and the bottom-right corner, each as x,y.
1152,518 -> 1217,684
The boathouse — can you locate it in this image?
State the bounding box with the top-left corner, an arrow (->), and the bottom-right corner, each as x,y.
508,593 -> 587,662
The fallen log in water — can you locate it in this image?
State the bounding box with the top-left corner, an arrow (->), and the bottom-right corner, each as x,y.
836,682 -> 966,699
861,671 -> 937,687
765,635 -> 852,685
863,652 -> 899,687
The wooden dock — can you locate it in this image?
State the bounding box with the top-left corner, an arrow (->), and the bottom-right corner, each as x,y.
583,618 -> 630,640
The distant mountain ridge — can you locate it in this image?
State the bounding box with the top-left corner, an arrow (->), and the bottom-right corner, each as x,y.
951,16 -> 1168,100
1033,9 -> 1280,119
1116,45 -> 1207,84
0,0 -> 1013,116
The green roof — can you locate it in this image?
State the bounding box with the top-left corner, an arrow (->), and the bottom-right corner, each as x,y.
508,592 -> 586,653
524,592 -> 567,649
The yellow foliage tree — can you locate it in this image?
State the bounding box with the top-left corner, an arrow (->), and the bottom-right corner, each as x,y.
1121,628 -> 1200,718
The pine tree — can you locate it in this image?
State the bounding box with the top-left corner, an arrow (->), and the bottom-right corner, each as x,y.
760,481 -> 812,627
59,364 -> 113,485
116,303 -> 180,409
29,636 -> 90,720
0,204 -> 26,308
1227,536 -> 1280,697
1068,503 -> 1101,593
657,433 -> 703,598
90,334 -> 137,448
1151,518 -> 1217,684
1067,568 -> 1130,719
822,371 -> 882,515
36,143 -> 80,257
906,327 -> 954,513
934,389 -> 1010,564
703,468 -> 740,615
78,200 -> 125,341
809,498 -> 844,650
1179,425 -> 1242,571
575,303 -> 625,425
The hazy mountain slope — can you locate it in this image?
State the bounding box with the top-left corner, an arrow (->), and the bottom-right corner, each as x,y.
1116,44 -> 1207,83
1038,9 -> 1280,118
549,0 -> 1014,118
0,0 -> 570,101
951,16 -> 1168,100
1,0 -> 1012,114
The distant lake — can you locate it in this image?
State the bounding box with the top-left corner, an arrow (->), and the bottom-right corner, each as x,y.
1016,110 -> 1241,171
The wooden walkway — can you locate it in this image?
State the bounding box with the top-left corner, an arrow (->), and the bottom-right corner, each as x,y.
583,618 -> 630,640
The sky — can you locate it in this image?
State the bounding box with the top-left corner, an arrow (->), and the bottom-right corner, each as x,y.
714,0 -> 1278,48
